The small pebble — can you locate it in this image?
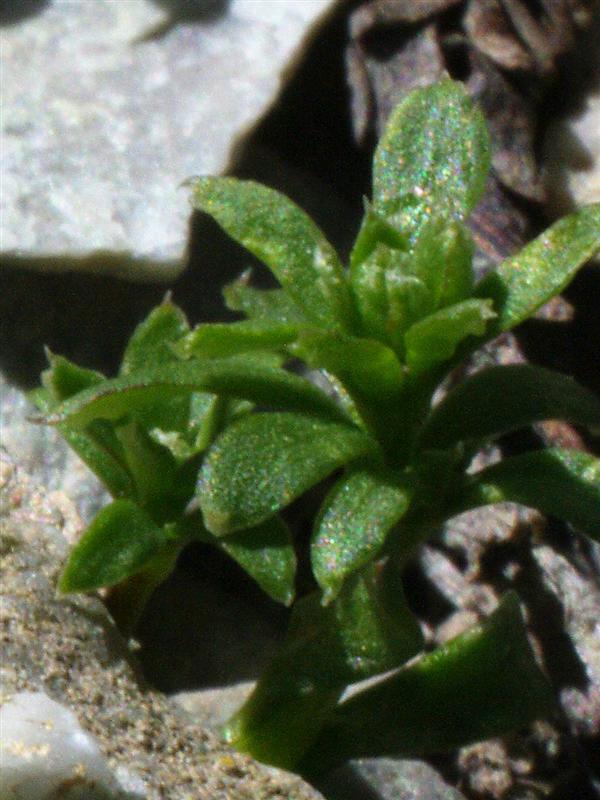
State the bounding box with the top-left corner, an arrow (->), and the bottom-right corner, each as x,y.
0,691 -> 134,800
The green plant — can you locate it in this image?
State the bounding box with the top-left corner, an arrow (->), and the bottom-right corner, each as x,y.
36,80 -> 600,776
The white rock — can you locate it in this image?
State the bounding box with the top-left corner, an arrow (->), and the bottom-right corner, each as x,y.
543,7 -> 600,222
0,373 -> 107,525
1,0 -> 335,281
544,91 -> 600,216
0,691 -> 137,800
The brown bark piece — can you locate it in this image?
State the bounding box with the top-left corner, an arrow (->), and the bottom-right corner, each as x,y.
350,0 -> 462,39
467,52 -> 544,201
465,0 -> 535,71
370,25 -> 446,138
465,0 -> 595,76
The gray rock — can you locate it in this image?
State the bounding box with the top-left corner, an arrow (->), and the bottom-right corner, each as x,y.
319,758 -> 467,800
174,682 -> 256,730
423,503 -> 600,796
0,372 -> 107,525
1,0 -> 335,281
533,543 -> 600,739
1,691 -> 134,800
0,448 -> 324,800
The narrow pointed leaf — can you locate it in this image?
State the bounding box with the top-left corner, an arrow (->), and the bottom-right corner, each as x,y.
349,204 -> 409,272
312,468 -> 411,602
57,423 -> 136,499
32,381 -> 135,499
475,203 -> 600,337
384,271 -> 432,352
120,297 -> 189,375
301,593 -> 555,774
421,365 -> 600,450
349,243 -> 431,345
223,276 -> 307,324
224,563 -> 423,769
175,320 -> 298,359
189,393 -> 228,453
117,300 -> 192,433
190,177 -> 352,328
456,448 -> 600,540
199,516 -> 297,606
59,499 -> 172,592
42,352 -> 104,402
349,243 -> 392,341
44,360 -> 352,429
404,299 -> 495,374
199,412 -> 378,535
373,79 -> 490,237
116,422 -> 192,520
410,217 -> 475,309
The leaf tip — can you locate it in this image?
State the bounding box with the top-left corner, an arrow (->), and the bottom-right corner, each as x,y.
203,508 -> 236,538
57,568 -> 75,594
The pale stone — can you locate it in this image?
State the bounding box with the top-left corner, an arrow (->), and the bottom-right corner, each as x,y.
0,691 -> 132,800
1,0 -> 335,281
544,92 -> 600,216
543,6 -> 600,223
0,372 -> 107,525
173,682 -> 255,729
320,758 -> 467,800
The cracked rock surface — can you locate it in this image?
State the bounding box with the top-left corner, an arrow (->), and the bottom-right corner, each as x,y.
1,0 -> 336,280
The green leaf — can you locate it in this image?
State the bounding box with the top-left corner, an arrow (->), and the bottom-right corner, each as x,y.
199,412 -> 378,535
475,203 -> 600,337
312,467 -> 411,602
104,540 -> 183,635
32,378 -> 135,498
420,365 -> 600,451
175,320 -> 298,359
148,392 -> 237,463
349,203 -> 409,273
120,297 -> 189,375
456,448 -> 600,540
115,300 -> 193,434
190,177 -> 353,328
57,423 -> 136,499
226,684 -> 342,774
200,516 -> 297,606
116,422 -> 191,520
404,299 -> 495,374
349,243 -> 390,341
410,217 -> 475,309
384,270 -> 433,353
372,79 -> 490,238
224,562 -> 423,769
42,351 -> 104,403
292,329 -> 404,401
223,274 -> 307,324
105,539 -> 186,638
300,592 -> 555,774
189,393 -> 227,453
349,243 -> 431,346
44,360 -> 352,429
59,499 -> 172,592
